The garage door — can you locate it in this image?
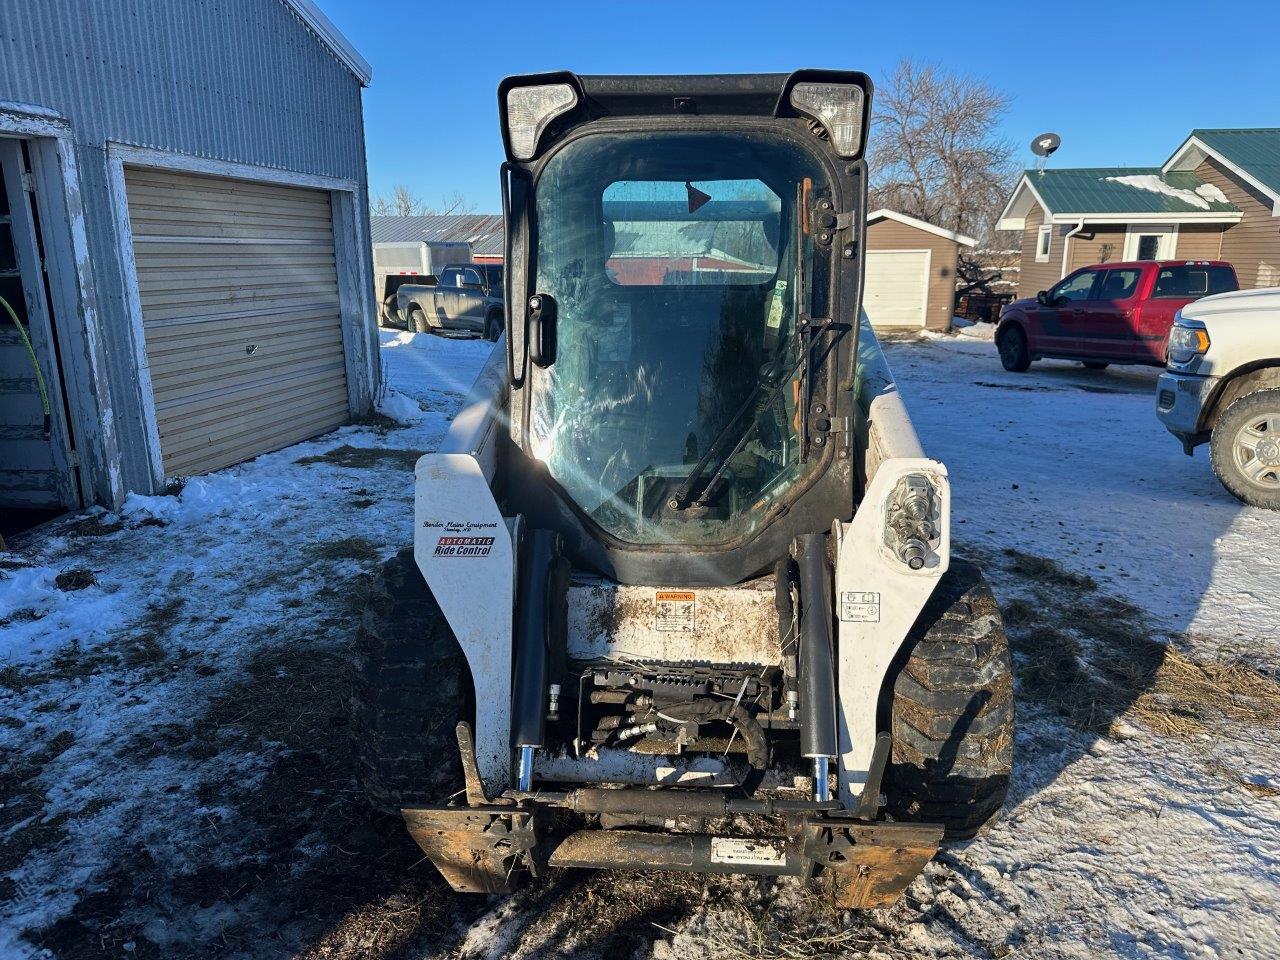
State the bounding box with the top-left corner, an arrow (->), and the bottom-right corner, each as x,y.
124,167 -> 349,477
863,250 -> 930,328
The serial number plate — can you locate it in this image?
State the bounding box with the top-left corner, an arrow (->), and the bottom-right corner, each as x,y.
709,837 -> 786,867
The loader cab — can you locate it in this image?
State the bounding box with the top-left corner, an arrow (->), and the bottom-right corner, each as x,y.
499,72 -> 872,585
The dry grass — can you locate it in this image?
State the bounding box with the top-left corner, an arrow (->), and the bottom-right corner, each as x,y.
295,445 -> 425,470
980,548 -> 1280,741
349,410 -> 410,433
54,568 -> 96,591
1131,648 -> 1280,738
309,536 -> 382,564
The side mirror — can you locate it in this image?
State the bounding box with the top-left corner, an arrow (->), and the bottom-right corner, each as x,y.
1035,290 -> 1050,306
528,293 -> 557,367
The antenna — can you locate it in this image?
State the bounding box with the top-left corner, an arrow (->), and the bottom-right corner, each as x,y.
1030,132 -> 1061,176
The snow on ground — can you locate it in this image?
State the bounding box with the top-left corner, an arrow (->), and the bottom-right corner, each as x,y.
888,334 -> 1279,663
0,331 -> 492,958
1,326 -> 1277,959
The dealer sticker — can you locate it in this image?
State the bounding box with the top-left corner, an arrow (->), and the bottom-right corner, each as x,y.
654,590 -> 696,632
840,591 -> 880,622
709,837 -> 786,867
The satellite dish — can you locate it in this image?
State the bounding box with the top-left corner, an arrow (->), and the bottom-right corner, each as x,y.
1030,132 -> 1061,158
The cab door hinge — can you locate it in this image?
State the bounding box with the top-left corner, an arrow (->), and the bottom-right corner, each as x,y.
811,200 -> 857,247
809,413 -> 851,450
20,171 -> 36,193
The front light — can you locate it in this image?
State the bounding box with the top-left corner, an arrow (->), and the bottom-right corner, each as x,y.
506,83 -> 577,160
789,82 -> 865,157
1167,322 -> 1210,364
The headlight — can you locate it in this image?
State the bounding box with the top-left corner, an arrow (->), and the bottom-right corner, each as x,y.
505,82 -> 577,160
1167,321 -> 1210,366
789,82 -> 866,158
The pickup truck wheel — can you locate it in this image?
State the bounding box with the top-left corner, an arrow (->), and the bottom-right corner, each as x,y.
484,311 -> 504,342
884,560 -> 1014,841
997,326 -> 1031,372
1081,361 -> 1109,370
1209,389 -> 1280,510
408,306 -> 430,335
380,295 -> 400,328
352,548 -> 468,813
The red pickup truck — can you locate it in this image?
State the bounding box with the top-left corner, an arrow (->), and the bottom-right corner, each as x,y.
995,260 -> 1238,372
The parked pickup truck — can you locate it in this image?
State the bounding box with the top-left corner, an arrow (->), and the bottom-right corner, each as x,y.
996,260 -> 1238,372
1156,287 -> 1280,509
396,263 -> 505,340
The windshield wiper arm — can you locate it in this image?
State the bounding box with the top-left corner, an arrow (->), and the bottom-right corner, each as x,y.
667,319 -> 842,512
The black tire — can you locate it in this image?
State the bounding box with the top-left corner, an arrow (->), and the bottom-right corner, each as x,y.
1081,361 -> 1109,370
996,325 -> 1031,372
1209,388 -> 1280,510
352,548 -> 468,814
884,560 -> 1014,841
484,310 -> 504,342
380,295 -> 401,328
409,307 -> 430,335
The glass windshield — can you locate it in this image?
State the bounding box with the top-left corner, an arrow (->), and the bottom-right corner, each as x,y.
529,131 -> 831,546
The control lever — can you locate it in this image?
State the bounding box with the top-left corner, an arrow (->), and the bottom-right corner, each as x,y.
528,293 -> 557,367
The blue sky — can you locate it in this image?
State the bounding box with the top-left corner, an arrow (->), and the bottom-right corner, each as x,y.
319,0 -> 1280,213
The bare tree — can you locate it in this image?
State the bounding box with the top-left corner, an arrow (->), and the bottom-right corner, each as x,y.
370,185 -> 477,217
869,60 -> 1019,295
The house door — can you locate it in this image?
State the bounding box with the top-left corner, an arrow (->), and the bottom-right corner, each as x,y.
0,138 -> 78,531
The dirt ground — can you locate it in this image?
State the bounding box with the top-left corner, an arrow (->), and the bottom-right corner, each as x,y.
2,330 -> 1277,959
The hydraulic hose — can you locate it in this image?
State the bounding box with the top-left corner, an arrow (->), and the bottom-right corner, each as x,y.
796,534 -> 837,797
0,294 -> 50,439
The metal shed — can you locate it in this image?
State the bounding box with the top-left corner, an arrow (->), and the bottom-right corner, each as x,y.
0,0 -> 376,532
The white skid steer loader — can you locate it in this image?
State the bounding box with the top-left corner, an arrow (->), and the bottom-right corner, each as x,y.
354,70 -> 1014,908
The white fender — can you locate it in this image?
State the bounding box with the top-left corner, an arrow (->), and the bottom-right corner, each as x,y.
834,457 -> 950,808
413,339 -> 514,795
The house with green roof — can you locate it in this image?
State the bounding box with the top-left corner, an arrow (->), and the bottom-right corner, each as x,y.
998,128 -> 1280,298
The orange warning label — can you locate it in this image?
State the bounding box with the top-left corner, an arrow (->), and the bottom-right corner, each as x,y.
654,590 -> 696,632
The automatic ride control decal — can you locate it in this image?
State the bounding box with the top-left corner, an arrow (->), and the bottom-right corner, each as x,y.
654,590 -> 696,632
433,536 -> 494,557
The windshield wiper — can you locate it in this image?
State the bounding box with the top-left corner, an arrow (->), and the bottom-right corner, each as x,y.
667,319 -> 844,513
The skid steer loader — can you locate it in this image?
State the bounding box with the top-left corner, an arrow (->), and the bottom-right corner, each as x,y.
355,70 -> 1014,908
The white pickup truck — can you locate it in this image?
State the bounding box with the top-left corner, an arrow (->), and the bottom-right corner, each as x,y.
1157,287 -> 1280,509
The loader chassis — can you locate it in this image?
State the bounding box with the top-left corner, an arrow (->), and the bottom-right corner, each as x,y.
366,71 -> 1012,907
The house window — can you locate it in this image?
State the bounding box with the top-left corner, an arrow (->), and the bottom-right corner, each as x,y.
1035,225 -> 1052,263
1124,225 -> 1176,261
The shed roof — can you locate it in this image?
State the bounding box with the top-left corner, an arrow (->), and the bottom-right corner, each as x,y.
866,209 -> 976,246
370,214 -> 505,255
281,0 -> 371,86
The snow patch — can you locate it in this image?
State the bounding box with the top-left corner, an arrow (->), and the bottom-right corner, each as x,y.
376,387 -> 428,423
1102,174 -> 1217,210
1195,182 -> 1230,205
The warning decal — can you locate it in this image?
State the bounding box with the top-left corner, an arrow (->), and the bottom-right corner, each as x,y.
709,837 -> 786,867
840,591 -> 881,622
654,590 -> 696,633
